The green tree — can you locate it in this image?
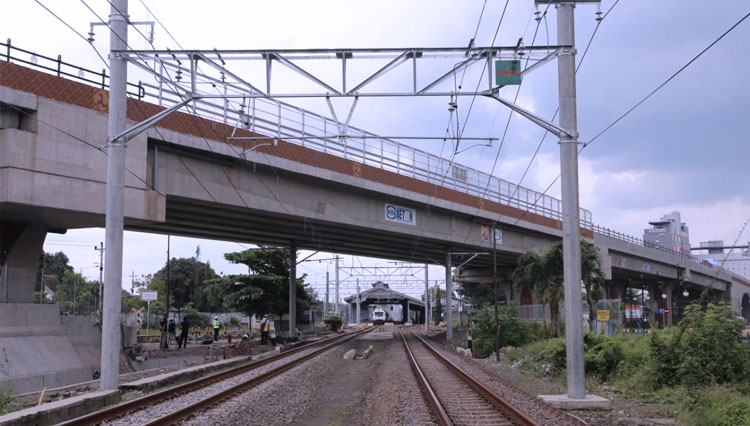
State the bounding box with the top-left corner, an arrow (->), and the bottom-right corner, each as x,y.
52,270 -> 98,315
154,254 -> 219,312
219,247 -> 310,319
36,251 -> 75,296
456,281 -> 509,309
121,290 -> 145,313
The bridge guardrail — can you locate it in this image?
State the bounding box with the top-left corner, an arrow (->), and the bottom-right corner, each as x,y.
591,224 -> 720,269
2,39 -> 592,229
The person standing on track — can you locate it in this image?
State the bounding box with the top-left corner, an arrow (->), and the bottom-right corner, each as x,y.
260,314 -> 270,345
212,316 -> 220,341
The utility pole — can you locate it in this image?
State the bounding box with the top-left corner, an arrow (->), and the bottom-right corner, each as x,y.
445,248 -> 453,340
161,235 -> 170,349
424,264 -> 429,330
131,270 -> 134,295
493,222 -> 500,362
95,242 -> 104,315
39,265 -> 44,304
334,255 -> 340,315
324,271 -> 329,315
557,2 -> 585,400
100,0 -> 128,391
356,278 -> 360,327
289,243 -> 297,339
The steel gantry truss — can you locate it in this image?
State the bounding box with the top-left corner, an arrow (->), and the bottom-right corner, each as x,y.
101,5 -> 590,397
117,44 -> 575,140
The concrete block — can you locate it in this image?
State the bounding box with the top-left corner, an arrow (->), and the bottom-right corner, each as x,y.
538,394 -> 611,410
0,389 -> 119,426
343,349 -> 357,360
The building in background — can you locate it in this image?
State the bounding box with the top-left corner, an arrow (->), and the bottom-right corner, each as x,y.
691,240 -> 750,279
643,211 -> 690,255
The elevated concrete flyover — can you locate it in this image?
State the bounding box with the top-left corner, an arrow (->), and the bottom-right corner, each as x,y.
1,60 -> 576,303
456,228 -> 738,326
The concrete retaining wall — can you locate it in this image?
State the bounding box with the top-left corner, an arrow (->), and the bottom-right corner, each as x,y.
0,304 -> 101,394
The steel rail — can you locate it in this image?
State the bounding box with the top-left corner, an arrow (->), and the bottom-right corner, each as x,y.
403,327 -> 538,426
59,329 -> 369,426
144,327 -> 373,425
399,327 -> 452,426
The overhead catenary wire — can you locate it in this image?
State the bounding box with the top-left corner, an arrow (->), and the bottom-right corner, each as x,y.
83,0 -> 317,240
404,0 -> 512,265
510,5 -> 748,230
29,2 -> 324,273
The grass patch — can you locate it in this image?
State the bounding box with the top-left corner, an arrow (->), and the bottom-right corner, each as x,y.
679,385 -> 750,426
0,386 -> 21,415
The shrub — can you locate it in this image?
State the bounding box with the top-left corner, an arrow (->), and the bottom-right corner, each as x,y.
180,304 -> 209,327
0,386 -> 20,415
323,314 -> 343,332
681,386 -> 750,426
583,333 -> 624,382
504,337 -> 567,374
650,303 -> 748,388
469,305 -> 542,358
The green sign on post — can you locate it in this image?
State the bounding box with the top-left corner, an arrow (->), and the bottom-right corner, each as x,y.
495,60 -> 522,85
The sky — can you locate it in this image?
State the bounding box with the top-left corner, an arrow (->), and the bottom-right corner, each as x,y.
3,0 -> 749,300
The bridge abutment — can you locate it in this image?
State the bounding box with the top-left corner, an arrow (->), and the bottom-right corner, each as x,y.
1,221 -> 48,303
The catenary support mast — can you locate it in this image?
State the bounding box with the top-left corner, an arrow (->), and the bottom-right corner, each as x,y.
557,2 -> 586,399
289,243 -> 297,339
101,0 -> 128,391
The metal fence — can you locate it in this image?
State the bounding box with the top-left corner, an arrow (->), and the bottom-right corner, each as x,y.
2,39 -> 592,229
519,298 -> 623,335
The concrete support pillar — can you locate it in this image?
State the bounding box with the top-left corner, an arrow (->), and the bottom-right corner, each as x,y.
649,282 -> 660,327
424,264 -> 429,330
445,248 -> 453,340
664,281 -> 674,326
0,223 -> 47,303
289,243 -> 296,339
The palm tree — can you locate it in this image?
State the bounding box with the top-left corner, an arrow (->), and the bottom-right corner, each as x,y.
512,250 -> 555,333
581,240 -> 606,331
544,243 -> 565,337
512,240 -> 604,336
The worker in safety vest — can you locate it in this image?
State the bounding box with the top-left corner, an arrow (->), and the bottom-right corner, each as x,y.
212,316 -> 220,341
260,315 -> 270,345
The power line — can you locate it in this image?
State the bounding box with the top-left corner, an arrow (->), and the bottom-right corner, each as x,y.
33,0 -> 109,68
584,9 -> 750,149
511,7 -> 749,231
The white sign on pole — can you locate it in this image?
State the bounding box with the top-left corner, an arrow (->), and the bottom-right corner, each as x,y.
141,291 -> 158,302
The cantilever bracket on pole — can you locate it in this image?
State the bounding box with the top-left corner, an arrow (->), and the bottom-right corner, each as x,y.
486,94 -> 577,139
456,252 -> 486,270
112,96 -> 195,143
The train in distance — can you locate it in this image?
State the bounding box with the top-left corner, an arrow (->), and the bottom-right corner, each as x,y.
372,308 -> 387,325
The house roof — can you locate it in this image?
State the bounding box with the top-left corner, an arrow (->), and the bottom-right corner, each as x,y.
43,274 -> 61,293
344,281 -> 425,307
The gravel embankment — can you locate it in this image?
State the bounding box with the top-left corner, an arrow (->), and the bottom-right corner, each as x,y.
102,346 -> 326,426
424,336 -> 586,426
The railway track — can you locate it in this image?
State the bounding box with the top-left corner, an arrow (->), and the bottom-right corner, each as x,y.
61,327 -> 373,426
399,327 -> 537,426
